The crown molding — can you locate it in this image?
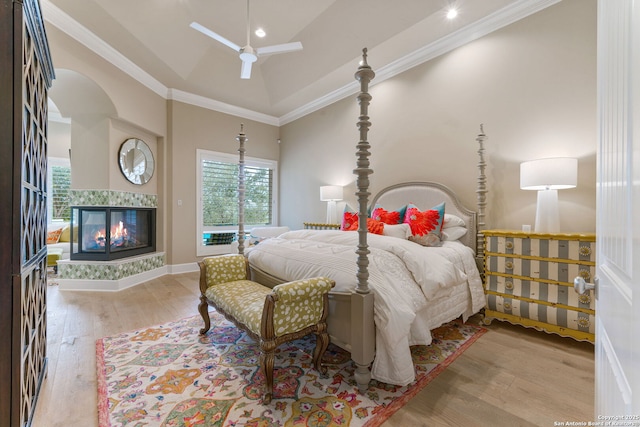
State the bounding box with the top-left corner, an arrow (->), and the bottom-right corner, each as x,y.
280,0 -> 561,125
168,89 -> 279,126
41,0 -> 168,98
42,0 -> 559,128
48,109 -> 71,124
278,83 -> 357,125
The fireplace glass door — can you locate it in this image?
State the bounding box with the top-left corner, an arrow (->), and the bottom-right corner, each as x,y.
71,207 -> 156,260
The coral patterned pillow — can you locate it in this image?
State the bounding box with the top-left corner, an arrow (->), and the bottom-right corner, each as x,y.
403,202 -> 445,246
341,205 -> 384,234
47,228 -> 63,244
370,204 -> 406,225
341,205 -> 358,231
365,218 -> 384,235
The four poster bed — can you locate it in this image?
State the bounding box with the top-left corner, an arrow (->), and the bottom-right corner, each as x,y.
242,49 -> 489,391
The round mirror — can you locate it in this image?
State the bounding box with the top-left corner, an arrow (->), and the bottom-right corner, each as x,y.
118,138 -> 154,185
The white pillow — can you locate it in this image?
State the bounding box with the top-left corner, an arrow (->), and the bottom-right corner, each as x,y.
443,214 -> 466,229
382,223 -> 412,239
250,226 -> 290,245
442,226 -> 468,241
250,226 -> 290,239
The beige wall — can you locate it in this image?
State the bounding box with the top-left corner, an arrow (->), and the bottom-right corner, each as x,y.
69,116 -> 110,189
48,121 -> 71,159
46,26 -> 166,137
45,23 -> 281,266
44,0 -> 597,269
279,0 -> 597,233
166,101 -> 280,265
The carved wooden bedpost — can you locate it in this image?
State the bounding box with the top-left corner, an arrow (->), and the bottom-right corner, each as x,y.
352,48 -> 376,392
354,48 -> 374,294
237,124 -> 247,255
476,124 -> 488,268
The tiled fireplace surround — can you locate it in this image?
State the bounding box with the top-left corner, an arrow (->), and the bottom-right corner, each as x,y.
57,190 -> 165,291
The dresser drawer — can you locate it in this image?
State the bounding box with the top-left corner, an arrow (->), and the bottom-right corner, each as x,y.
486,294 -> 595,335
485,274 -> 595,310
486,256 -> 594,283
486,235 -> 595,263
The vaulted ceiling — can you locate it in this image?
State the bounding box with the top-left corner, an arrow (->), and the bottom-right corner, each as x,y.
42,0 -> 559,124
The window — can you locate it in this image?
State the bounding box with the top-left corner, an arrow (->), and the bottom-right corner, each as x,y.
48,157 -> 71,223
196,149 -> 278,256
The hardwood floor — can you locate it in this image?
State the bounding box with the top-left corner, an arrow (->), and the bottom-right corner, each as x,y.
32,272 -> 595,427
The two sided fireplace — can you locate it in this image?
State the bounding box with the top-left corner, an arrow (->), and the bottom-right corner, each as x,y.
70,207 -> 156,261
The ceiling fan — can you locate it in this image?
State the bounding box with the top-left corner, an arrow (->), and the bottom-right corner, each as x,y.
190,0 -> 303,79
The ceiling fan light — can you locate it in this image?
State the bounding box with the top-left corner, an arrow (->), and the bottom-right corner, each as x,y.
239,46 -> 258,63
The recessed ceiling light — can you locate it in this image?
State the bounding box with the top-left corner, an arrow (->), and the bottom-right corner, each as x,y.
255,28 -> 266,38
446,8 -> 458,19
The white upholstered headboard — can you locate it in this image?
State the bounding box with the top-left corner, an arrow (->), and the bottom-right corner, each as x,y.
370,181 -> 477,254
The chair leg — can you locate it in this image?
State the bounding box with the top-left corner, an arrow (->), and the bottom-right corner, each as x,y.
260,340 -> 276,404
313,328 -> 330,377
198,295 -> 210,335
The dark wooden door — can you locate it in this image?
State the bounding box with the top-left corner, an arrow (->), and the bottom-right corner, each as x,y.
0,0 -> 54,426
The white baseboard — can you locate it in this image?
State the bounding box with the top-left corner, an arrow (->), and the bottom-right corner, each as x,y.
57,262 -> 200,292
167,262 -> 199,274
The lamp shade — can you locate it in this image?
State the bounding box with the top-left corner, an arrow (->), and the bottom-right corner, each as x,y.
520,158 -> 578,190
320,185 -> 343,201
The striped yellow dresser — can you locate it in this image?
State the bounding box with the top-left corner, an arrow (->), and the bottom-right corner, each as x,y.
482,230 -> 596,342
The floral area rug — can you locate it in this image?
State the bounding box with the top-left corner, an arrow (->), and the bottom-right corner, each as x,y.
97,310 -> 486,427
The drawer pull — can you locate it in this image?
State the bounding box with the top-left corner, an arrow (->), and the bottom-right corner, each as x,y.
503,302 -> 512,310
505,280 -> 514,290
574,276 -> 596,295
505,261 -> 514,270
505,241 -> 514,250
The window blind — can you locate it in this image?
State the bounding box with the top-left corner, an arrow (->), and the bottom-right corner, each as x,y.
201,159 -> 273,227
51,165 -> 71,221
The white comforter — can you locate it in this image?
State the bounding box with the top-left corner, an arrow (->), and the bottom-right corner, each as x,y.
246,229 -> 485,386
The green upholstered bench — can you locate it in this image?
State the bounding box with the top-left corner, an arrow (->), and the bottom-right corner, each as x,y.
198,254 -> 334,404
47,247 -> 64,273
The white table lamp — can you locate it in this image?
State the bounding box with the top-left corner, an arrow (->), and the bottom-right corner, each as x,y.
520,158 -> 577,233
320,185 -> 343,224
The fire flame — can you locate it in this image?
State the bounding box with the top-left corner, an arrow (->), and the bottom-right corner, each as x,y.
94,221 -> 128,246
112,221 -> 128,240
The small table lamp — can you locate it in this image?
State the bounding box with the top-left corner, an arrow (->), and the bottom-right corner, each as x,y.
320,185 -> 343,224
520,157 -> 577,233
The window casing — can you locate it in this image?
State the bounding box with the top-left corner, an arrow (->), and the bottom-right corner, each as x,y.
196,149 -> 278,256
47,157 -> 71,223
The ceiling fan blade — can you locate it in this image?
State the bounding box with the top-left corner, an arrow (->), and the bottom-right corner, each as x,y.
190,22 -> 241,52
256,41 -> 303,56
240,60 -> 253,79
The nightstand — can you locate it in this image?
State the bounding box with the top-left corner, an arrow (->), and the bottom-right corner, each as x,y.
481,230 -> 596,342
303,222 -> 340,230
